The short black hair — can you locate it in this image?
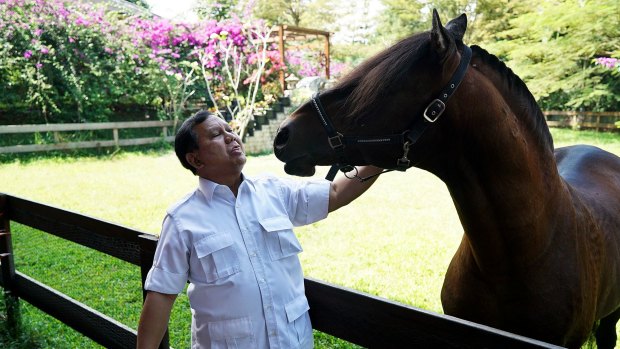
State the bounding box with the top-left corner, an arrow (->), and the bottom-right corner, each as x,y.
175,111 -> 212,175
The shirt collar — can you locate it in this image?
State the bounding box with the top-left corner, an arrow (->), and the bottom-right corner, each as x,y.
197,174 -> 255,201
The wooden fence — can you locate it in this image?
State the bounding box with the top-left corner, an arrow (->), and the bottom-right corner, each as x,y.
0,193 -> 565,348
0,120 -> 176,154
543,111 -> 620,130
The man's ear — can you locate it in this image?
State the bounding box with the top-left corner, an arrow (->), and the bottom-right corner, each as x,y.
186,152 -> 203,170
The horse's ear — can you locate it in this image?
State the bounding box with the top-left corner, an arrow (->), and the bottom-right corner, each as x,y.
445,14 -> 467,42
430,9 -> 455,59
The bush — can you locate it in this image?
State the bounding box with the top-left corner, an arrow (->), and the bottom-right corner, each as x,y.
0,0 -> 285,125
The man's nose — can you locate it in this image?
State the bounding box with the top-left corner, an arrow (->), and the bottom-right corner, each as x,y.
226,133 -> 239,144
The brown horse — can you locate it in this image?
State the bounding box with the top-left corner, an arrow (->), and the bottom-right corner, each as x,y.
273,10 -> 620,349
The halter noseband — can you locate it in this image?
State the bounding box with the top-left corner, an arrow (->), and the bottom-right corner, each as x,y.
314,45 -> 472,181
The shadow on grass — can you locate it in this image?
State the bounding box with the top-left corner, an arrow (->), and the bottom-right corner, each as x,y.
0,292 -> 43,349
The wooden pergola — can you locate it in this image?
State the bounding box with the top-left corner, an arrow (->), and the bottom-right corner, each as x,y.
272,25 -> 331,91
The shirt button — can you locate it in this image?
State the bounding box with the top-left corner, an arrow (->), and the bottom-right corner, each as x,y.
258,278 -> 265,283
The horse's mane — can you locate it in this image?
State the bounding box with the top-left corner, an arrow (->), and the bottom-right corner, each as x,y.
333,32 -> 431,121
333,32 -> 554,152
469,45 -> 554,151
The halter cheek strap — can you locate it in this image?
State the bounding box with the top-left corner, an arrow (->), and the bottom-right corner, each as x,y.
406,45 -> 472,146
314,45 -> 472,181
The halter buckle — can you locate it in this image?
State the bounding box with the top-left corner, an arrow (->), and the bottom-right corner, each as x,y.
423,99 -> 445,122
328,133 -> 345,149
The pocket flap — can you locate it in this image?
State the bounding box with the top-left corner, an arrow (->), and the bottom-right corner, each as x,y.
208,317 -> 253,340
259,216 -> 293,232
195,234 -> 234,258
285,295 -> 310,323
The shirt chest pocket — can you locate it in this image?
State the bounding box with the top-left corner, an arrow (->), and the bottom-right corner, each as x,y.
259,216 -> 303,261
194,234 -> 240,283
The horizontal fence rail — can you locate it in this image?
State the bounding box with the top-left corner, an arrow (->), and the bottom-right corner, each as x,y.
0,194 -> 565,348
12,271 -> 138,348
0,120 -> 176,154
543,110 -> 620,130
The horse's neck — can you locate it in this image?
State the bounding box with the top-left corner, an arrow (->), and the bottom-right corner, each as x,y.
436,79 -> 564,274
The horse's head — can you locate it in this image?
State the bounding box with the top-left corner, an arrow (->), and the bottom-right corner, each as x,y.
274,10 -> 470,176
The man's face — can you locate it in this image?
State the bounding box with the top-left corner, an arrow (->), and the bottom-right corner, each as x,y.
187,116 -> 246,179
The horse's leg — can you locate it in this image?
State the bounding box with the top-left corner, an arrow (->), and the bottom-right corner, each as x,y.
595,307 -> 620,349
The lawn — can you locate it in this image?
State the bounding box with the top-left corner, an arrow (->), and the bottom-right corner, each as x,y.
0,128 -> 619,348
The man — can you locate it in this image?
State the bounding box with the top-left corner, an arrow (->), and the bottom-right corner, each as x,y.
137,111 -> 381,348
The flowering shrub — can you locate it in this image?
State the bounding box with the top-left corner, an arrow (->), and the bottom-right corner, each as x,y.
194,20 -> 286,137
0,0 -> 284,128
286,49 -> 325,77
285,48 -> 351,85
595,57 -> 620,71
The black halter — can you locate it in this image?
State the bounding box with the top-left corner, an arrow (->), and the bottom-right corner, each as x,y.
314,45 -> 472,181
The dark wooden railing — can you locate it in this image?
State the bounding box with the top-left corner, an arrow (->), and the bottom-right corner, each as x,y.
0,194 -> 565,348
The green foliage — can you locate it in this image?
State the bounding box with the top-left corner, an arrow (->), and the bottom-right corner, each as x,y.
0,1 -> 284,127
374,0 -> 427,44
196,0 -> 238,20
2,0 -> 618,128
465,0 -> 533,43
374,0 -> 620,112
253,0 -> 306,26
0,1 -> 166,124
484,0 -> 620,111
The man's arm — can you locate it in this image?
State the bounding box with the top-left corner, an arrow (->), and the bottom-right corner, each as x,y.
328,166 -> 383,212
137,291 -> 177,349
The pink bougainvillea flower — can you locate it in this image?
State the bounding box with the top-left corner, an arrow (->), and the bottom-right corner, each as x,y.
595,57 -> 619,69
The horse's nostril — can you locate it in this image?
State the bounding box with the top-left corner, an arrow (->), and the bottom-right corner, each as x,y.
274,127 -> 289,150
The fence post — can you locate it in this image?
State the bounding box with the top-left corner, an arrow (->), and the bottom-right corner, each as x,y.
0,194 -> 21,335
138,233 -> 170,349
570,113 -> 578,130
113,128 -> 120,149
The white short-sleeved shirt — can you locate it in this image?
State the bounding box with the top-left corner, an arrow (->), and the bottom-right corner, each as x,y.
144,174 -> 330,349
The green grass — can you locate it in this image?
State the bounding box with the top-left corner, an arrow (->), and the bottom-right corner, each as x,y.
0,128 -> 619,348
